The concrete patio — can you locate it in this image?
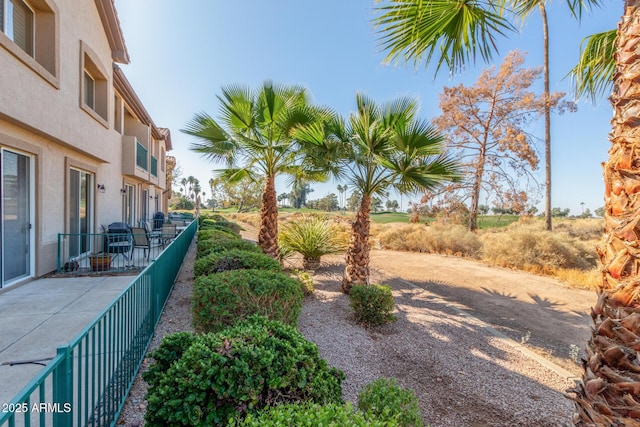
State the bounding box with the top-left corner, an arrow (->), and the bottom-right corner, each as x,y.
0,276 -> 133,405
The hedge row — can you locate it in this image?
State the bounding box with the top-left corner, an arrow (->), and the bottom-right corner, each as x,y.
144,215 -> 421,426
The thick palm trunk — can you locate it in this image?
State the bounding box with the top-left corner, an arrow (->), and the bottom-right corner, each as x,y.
258,175 -> 280,260
342,194 -> 371,294
569,4 -> 640,424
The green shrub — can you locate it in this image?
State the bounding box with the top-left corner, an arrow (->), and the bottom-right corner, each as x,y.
197,236 -> 260,258
279,214 -> 347,269
200,219 -> 244,235
358,378 -> 423,427
145,316 -> 345,426
194,249 -> 281,277
142,332 -> 196,390
349,284 -> 396,327
200,224 -> 240,238
290,269 -> 314,295
192,269 -> 304,332
230,402 -> 398,427
199,226 -> 239,240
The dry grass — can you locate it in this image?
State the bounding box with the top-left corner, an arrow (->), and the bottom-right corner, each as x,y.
224,212 -> 603,290
377,223 -> 481,257
551,267 -> 601,291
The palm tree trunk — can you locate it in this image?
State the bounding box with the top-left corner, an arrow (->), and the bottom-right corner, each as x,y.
258,174 -> 280,260
569,4 -> 640,424
342,194 -> 371,294
540,4 -> 553,232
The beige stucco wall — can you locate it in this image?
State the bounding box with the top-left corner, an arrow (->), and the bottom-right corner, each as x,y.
0,0 -> 166,279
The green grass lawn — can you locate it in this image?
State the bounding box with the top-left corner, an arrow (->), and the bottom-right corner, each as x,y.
189,207 -> 522,229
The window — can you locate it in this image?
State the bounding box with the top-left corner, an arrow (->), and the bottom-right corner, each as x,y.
80,42 -> 109,125
84,70 -> 95,110
150,155 -> 157,177
136,141 -> 148,171
123,184 -> 135,226
1,0 -> 34,55
0,0 -> 58,84
114,95 -> 123,134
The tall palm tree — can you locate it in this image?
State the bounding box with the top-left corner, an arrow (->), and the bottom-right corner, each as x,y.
295,94 -> 459,293
182,81 -> 325,259
374,0 -> 640,423
180,177 -> 188,198
568,13 -> 640,427
373,0 -> 599,231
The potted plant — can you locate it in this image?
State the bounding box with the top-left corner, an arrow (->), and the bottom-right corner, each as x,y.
89,253 -> 112,271
279,214 -> 347,270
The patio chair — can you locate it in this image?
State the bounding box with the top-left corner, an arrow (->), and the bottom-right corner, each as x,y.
161,223 -> 177,245
103,222 -> 133,265
142,220 -> 162,243
131,227 -> 152,260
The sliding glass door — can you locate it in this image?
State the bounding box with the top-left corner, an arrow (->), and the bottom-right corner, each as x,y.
68,168 -> 93,259
1,149 -> 32,287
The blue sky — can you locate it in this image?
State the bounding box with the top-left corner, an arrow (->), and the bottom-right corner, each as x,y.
114,0 -> 620,215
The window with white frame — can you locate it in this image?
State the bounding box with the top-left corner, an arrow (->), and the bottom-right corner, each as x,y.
0,0 -> 57,83
84,70 -> 95,110
1,0 -> 34,56
80,42 -> 109,125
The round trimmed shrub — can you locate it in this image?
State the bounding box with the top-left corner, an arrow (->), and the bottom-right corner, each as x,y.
358,378 -> 423,427
194,249 -> 281,277
197,237 -> 260,258
145,316 -> 345,426
349,284 -> 396,327
198,227 -> 239,242
142,332 -> 196,390
197,236 -> 259,258
230,403 -> 398,427
192,269 -> 304,333
200,219 -> 243,234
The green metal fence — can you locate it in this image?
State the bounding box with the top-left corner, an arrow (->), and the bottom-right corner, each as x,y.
0,220 -> 197,427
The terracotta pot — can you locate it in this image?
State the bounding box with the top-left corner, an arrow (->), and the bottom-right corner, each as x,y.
89,254 -> 112,271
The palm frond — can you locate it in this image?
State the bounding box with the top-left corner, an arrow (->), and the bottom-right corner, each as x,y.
181,112 -> 236,166
218,84 -> 255,132
568,29 -> 616,103
373,0 -> 516,74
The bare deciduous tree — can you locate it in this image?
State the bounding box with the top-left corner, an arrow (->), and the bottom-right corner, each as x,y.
433,50 -> 574,231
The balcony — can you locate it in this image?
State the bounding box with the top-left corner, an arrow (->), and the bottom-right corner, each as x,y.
122,135 -> 150,181
56,225 -> 185,275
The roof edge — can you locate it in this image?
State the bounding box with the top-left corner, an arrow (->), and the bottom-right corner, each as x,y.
95,0 -> 130,64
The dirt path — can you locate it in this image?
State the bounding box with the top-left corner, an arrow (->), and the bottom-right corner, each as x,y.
246,223 -> 595,374
368,250 -> 594,374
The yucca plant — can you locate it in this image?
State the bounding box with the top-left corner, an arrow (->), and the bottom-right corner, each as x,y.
279,215 -> 346,269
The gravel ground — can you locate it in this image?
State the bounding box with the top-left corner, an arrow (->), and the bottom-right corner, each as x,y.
117,238 -> 577,426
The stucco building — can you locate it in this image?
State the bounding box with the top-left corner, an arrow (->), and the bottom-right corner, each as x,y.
0,0 -> 171,289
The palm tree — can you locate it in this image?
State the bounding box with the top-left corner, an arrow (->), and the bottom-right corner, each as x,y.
373,0 -> 599,232
295,94 -> 459,293
182,81 -> 326,259
568,13 -> 640,427
374,0 -> 640,423
570,29 -> 616,102
180,177 -> 188,198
